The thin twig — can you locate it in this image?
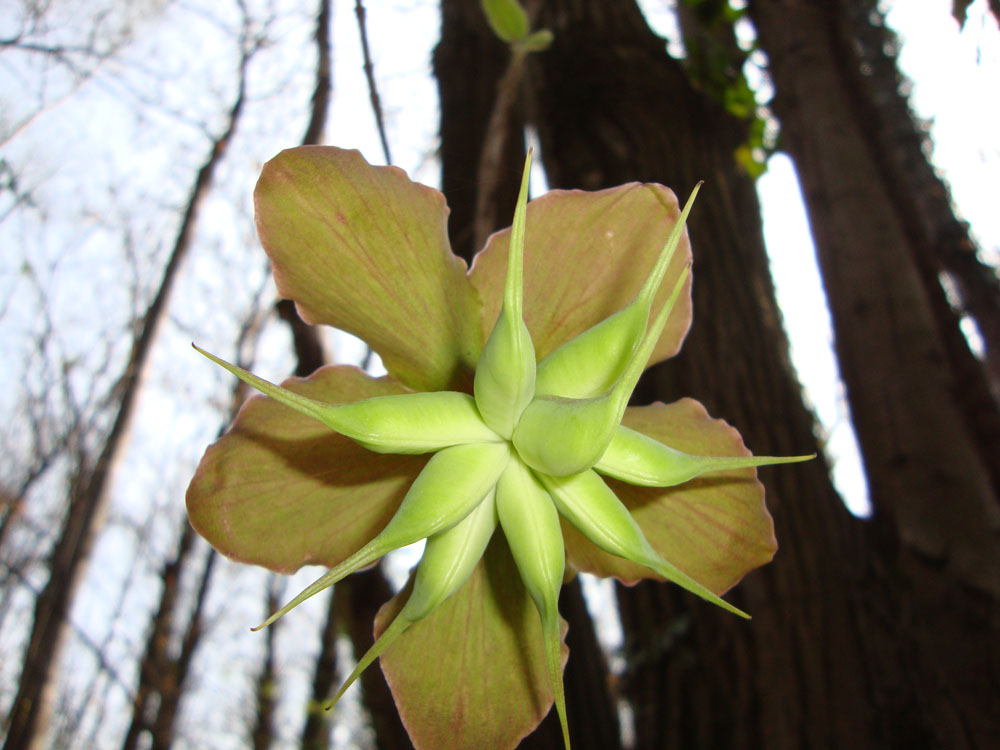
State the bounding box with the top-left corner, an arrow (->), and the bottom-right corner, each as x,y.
354,0 -> 393,164
473,48 -> 527,252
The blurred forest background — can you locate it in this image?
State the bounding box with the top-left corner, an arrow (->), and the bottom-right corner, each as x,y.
2,0 -> 999,748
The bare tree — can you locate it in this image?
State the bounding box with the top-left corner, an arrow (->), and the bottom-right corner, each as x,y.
1,10 -> 257,747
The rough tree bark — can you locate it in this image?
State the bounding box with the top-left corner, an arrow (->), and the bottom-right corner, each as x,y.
744,2 -> 1000,745
525,0 -> 998,748
829,0 -> 1000,475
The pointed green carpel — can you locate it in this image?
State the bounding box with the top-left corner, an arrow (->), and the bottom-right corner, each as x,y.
596,425 -> 815,486
496,457 -> 570,750
534,183 -> 700,400
512,265 -> 691,478
325,491 -> 499,711
474,151 -> 536,439
193,344 -> 501,453
539,469 -> 749,619
252,441 -> 509,630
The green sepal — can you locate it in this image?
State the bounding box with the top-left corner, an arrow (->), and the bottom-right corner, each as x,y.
325,491 -> 499,711
194,345 -> 501,453
404,488 -> 499,621
496,456 -> 570,749
596,424 -> 815,486
512,393 -> 620,477
474,153 -> 536,438
252,441 -> 509,630
512,263 -> 690,477
540,469 -> 749,619
534,184 -> 699,399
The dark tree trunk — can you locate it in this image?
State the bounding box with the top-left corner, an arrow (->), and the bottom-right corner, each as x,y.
434,3 -> 622,747
251,579 -> 281,750
744,2 -> 1000,746
299,589 -> 339,750
828,0 -> 1000,479
523,0 -> 999,748
122,523 -> 198,750
335,567 -> 412,750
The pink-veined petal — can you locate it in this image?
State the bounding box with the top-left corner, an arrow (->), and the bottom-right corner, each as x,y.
255,146 -> 482,392
186,365 -> 428,573
376,535 -> 568,750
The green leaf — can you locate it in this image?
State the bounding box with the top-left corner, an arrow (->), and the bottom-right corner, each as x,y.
377,535 -> 567,750
481,0 -> 529,43
185,366 -> 428,574
470,182 -> 692,370
518,29 -> 553,52
255,147 -> 482,392
562,399 -> 778,596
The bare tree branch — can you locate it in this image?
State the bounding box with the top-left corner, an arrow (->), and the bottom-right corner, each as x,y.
354,0 -> 393,165
1,18 -> 254,748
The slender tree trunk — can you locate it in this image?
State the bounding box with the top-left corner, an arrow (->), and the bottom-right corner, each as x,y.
334,568 -> 411,750
121,523 -> 196,750
147,549 -> 217,750
251,578 -> 281,750
300,590 -> 340,750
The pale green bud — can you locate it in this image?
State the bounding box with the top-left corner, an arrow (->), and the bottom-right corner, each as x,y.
539,468 -> 749,619
534,184 -> 699,400
474,152 -> 536,438
194,345 -> 501,453
512,264 -> 691,477
513,187 -> 699,477
325,490 -> 499,711
253,441 -> 509,630
496,456 -> 570,749
597,425 -> 815,486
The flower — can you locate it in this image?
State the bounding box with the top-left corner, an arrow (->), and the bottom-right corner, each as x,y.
187,147 -> 806,750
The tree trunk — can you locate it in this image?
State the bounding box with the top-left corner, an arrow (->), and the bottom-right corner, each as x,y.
434,3 -> 622,746
828,0 -> 1000,480
251,578 -> 281,750
526,0 -> 999,747
744,2 -> 1000,745
334,567 -> 412,750
300,589 -> 339,750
